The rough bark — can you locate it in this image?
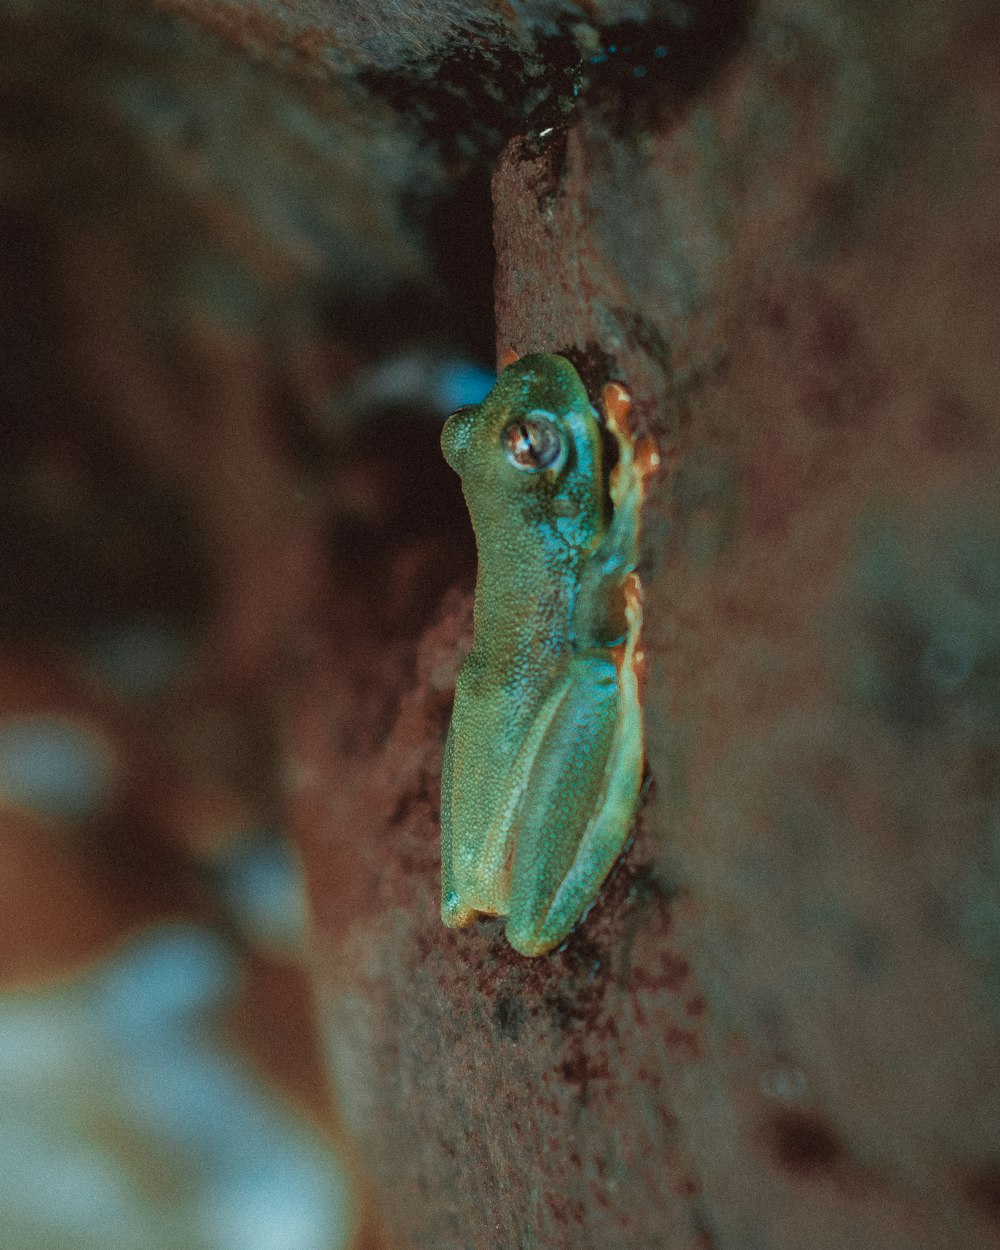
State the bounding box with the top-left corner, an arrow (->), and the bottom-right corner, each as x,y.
290,1 -> 1000,1247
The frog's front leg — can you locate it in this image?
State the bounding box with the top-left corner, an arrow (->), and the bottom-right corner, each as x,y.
505,651 -> 643,956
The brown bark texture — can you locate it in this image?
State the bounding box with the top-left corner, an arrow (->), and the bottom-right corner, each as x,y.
288,1 -> 1000,1248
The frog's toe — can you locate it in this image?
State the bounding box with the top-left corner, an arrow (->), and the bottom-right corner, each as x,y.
505,917 -> 559,958
441,889 -> 478,929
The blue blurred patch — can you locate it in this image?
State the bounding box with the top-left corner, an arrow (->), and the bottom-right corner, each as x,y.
331,349 -> 494,424
0,718 -> 112,821
215,835 -> 308,958
0,924 -> 353,1250
436,360 -> 495,412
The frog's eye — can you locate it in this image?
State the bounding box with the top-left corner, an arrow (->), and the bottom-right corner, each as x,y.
500,411 -> 566,473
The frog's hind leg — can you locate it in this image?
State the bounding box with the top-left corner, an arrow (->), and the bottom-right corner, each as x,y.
504,656 -> 642,957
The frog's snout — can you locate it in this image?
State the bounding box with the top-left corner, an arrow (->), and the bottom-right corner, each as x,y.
441,405 -> 478,473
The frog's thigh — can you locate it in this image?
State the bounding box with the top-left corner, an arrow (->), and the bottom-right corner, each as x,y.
505,657 -> 624,956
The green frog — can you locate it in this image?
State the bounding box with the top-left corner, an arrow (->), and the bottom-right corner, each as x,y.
440,353 -> 657,956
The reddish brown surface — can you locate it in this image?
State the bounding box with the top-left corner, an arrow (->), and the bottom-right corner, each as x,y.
292,3 -> 1000,1248
0,9 -> 418,1240
5,0 -> 999,1245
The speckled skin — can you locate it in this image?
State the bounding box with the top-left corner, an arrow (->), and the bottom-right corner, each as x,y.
440,353 -> 646,956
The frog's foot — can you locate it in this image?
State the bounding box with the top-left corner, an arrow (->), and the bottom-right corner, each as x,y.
441,888 -> 479,929
633,436 -> 661,492
625,570 -> 647,690
498,346 -> 521,370
602,382 -> 660,507
602,380 -> 632,438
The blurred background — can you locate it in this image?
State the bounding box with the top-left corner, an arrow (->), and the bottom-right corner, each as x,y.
10,1 -> 1000,1248
0,0 -> 496,1244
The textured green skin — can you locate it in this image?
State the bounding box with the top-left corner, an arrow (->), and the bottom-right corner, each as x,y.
440,354 -> 645,956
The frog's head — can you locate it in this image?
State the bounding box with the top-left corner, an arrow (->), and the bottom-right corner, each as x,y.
441,353 -> 605,546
